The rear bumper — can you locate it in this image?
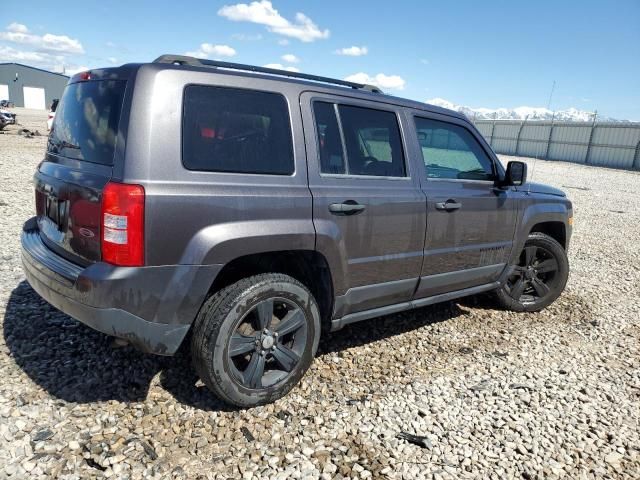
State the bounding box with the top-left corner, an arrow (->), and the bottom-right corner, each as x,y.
21,217 -> 221,355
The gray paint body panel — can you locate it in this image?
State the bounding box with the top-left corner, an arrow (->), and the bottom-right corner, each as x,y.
22,224 -> 220,354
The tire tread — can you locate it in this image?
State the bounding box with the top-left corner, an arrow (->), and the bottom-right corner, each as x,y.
190,273 -> 317,407
495,232 -> 569,312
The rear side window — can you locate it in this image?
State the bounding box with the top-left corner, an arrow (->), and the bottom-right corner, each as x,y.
314,102 -> 345,174
314,102 -> 406,177
339,105 -> 406,177
48,80 -> 126,165
415,117 -> 494,181
182,86 -> 294,175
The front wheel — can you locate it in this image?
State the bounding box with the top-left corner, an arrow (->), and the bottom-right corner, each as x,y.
495,233 -> 569,312
191,273 -> 321,407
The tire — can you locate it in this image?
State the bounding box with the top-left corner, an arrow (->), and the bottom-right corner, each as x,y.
190,273 -> 321,407
495,232 -> 569,312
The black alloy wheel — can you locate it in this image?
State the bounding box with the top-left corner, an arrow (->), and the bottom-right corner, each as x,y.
227,297 -> 308,390
495,232 -> 569,312
506,244 -> 559,304
191,273 -> 320,407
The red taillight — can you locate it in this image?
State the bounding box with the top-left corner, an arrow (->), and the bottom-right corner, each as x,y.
101,182 -> 145,266
70,71 -> 92,82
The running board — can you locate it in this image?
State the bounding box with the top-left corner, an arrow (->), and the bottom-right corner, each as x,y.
330,282 -> 499,331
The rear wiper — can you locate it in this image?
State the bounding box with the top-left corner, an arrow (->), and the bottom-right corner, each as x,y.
50,139 -> 80,150
59,140 -> 81,150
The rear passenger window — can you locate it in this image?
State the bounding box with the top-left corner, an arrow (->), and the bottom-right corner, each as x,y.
314,102 -> 406,177
314,102 -> 345,174
182,86 -> 294,175
339,105 -> 406,177
415,117 -> 494,181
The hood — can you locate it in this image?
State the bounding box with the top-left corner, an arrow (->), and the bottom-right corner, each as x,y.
517,182 -> 566,197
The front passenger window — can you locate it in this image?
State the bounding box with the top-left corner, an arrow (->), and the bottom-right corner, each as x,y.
415,117 -> 494,181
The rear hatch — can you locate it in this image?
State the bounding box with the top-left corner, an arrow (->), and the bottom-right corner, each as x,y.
34,72 -> 128,265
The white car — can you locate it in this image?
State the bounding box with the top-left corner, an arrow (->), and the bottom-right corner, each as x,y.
47,99 -> 59,130
0,109 -> 16,125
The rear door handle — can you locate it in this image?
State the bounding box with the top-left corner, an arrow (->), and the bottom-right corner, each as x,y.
329,201 -> 366,215
435,200 -> 462,211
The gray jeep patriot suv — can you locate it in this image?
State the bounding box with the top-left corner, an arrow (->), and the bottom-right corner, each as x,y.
22,55 -> 572,407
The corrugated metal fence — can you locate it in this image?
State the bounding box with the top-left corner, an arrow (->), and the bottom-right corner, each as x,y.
472,119 -> 640,170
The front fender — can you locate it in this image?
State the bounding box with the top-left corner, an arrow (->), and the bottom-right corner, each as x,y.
179,219 -> 316,265
510,196 -> 572,264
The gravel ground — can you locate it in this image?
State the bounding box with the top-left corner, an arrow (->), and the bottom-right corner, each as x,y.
0,108 -> 638,479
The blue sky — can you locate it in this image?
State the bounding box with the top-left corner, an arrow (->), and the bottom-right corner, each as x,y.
2,0 -> 639,119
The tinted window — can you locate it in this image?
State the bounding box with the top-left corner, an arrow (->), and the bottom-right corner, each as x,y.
314,102 -> 345,174
338,105 -> 406,177
48,80 -> 126,165
182,86 -> 294,175
415,117 -> 494,180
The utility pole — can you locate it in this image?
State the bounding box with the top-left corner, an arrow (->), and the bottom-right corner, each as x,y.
585,110 -> 598,165
547,80 -> 556,110
489,112 -> 497,147
544,111 -> 555,160
515,115 -> 529,156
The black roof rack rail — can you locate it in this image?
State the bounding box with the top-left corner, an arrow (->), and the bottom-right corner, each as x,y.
153,54 -> 383,94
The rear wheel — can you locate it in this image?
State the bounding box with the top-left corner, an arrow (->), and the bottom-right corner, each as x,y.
495,233 -> 569,312
191,273 -> 320,407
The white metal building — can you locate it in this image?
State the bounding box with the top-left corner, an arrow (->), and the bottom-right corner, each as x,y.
0,63 -> 69,110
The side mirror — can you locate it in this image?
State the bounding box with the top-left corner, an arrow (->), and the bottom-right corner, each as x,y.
503,161 -> 527,186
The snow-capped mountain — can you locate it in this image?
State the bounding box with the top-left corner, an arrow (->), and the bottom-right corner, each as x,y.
426,98 -> 617,122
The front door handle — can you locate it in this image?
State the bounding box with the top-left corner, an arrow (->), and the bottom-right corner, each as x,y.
435,199 -> 462,211
328,201 -> 366,215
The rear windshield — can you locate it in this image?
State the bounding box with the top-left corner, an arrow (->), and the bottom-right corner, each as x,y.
48,80 -> 126,166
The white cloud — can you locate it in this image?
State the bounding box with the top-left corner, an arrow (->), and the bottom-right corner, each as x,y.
108,57 -> 118,64
281,53 -> 299,63
106,41 -> 116,48
0,45 -> 63,65
0,45 -> 91,75
334,46 -> 368,56
263,63 -> 300,72
0,23 -> 84,54
7,22 -> 28,33
277,38 -> 289,46
40,34 -> 83,54
185,43 -> 237,59
231,33 -> 263,41
344,72 -> 405,90
218,1 -> 329,42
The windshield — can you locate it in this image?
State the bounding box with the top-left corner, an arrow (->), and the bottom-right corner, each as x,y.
48,80 -> 126,165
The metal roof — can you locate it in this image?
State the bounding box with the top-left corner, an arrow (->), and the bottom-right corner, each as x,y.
0,63 -> 70,79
